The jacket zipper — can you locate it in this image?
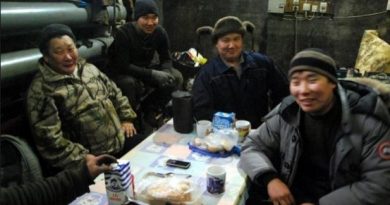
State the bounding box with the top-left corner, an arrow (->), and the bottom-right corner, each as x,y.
287,127 -> 302,186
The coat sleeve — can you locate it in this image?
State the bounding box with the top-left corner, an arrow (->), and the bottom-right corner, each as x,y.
319,118 -> 390,205
109,27 -> 152,80
0,162 -> 93,205
265,58 -> 289,108
191,68 -> 215,121
99,70 -> 137,122
27,80 -> 88,169
239,114 -> 282,181
156,28 -> 173,71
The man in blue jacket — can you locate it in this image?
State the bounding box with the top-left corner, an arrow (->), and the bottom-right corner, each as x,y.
239,48 -> 390,205
191,16 -> 289,128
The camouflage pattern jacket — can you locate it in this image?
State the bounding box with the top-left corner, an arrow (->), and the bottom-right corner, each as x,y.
27,58 -> 136,169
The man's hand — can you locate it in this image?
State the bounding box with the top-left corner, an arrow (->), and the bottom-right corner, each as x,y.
267,178 -> 295,205
85,154 -> 117,178
151,69 -> 175,87
121,122 -> 137,138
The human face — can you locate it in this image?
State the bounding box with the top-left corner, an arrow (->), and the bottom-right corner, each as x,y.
215,33 -> 243,63
290,71 -> 336,115
136,14 -> 159,34
43,35 -> 78,75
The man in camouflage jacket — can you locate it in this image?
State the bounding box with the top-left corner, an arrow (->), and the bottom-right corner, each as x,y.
27,24 -> 137,169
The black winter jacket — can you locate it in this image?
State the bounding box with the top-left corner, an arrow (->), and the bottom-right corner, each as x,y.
0,163 -> 94,205
107,22 -> 172,81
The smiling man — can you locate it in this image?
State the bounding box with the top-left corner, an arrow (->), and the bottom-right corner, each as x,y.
239,48 -> 390,205
27,24 -> 139,170
107,0 -> 183,128
192,16 -> 289,128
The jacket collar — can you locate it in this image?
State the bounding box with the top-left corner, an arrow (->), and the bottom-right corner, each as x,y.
271,83 -> 352,133
273,81 -> 390,130
340,80 -> 390,125
38,58 -> 86,83
213,51 -> 254,74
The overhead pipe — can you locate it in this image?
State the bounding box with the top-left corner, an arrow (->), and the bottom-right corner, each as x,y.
1,37 -> 114,87
1,1 -> 126,34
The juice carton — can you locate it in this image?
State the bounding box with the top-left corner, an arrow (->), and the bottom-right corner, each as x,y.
212,112 -> 235,131
104,160 -> 135,205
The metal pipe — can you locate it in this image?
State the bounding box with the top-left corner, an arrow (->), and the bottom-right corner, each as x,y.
108,3 -> 127,23
1,2 -> 126,34
1,37 -> 114,87
1,2 -> 89,33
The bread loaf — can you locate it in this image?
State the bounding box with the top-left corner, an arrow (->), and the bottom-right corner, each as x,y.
146,180 -> 192,202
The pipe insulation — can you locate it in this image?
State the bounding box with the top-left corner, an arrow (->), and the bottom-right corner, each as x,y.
1,37 -> 114,87
1,2 -> 126,33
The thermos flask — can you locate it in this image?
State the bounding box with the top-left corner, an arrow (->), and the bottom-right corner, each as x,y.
171,90 -> 193,133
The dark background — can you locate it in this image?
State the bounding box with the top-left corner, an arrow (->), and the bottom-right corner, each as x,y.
161,0 -> 390,73
1,0 -> 389,125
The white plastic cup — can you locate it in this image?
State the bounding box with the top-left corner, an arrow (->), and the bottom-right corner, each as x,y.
206,165 -> 226,194
196,120 -> 212,138
235,120 -> 251,141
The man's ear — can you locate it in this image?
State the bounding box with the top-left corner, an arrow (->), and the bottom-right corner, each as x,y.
43,55 -> 49,63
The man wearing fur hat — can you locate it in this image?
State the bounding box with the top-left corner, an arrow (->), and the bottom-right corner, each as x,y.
239,48 -> 390,205
191,16 -> 289,128
27,24 -> 140,170
107,0 -> 183,128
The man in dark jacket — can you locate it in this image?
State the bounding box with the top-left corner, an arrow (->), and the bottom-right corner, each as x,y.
0,154 -> 116,205
239,48 -> 390,205
107,0 -> 183,127
191,16 -> 289,128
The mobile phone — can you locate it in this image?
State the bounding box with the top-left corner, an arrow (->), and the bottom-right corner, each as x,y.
166,159 -> 191,169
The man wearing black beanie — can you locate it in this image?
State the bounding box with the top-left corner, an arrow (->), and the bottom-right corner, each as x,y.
239,48 -> 390,205
107,0 -> 183,128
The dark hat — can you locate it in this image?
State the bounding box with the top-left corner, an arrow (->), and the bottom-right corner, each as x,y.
289,48 -> 338,83
212,16 -> 245,44
134,0 -> 159,20
39,24 -> 76,55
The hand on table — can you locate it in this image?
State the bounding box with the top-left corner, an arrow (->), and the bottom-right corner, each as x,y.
267,178 -> 295,205
121,122 -> 137,138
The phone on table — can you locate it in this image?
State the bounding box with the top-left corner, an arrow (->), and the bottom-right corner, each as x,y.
166,159 -> 191,169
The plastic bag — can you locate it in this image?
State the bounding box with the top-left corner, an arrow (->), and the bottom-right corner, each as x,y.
136,172 -> 201,204
189,129 -> 241,157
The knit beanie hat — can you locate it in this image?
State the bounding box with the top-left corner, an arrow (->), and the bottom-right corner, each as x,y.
39,24 -> 76,55
212,16 -> 246,44
134,0 -> 159,20
289,48 -> 338,83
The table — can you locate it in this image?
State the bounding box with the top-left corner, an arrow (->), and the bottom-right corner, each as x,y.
70,120 -> 248,205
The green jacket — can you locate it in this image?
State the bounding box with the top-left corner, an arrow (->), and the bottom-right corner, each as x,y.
27,58 -> 136,169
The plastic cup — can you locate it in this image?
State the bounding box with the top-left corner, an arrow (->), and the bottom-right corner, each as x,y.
235,120 -> 251,141
196,120 -> 212,138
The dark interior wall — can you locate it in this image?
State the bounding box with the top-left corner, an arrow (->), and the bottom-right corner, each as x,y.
162,0 -> 390,73
163,0 -> 268,57
267,0 -> 389,72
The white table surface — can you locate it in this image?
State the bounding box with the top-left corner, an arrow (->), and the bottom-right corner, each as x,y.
71,119 -> 248,205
